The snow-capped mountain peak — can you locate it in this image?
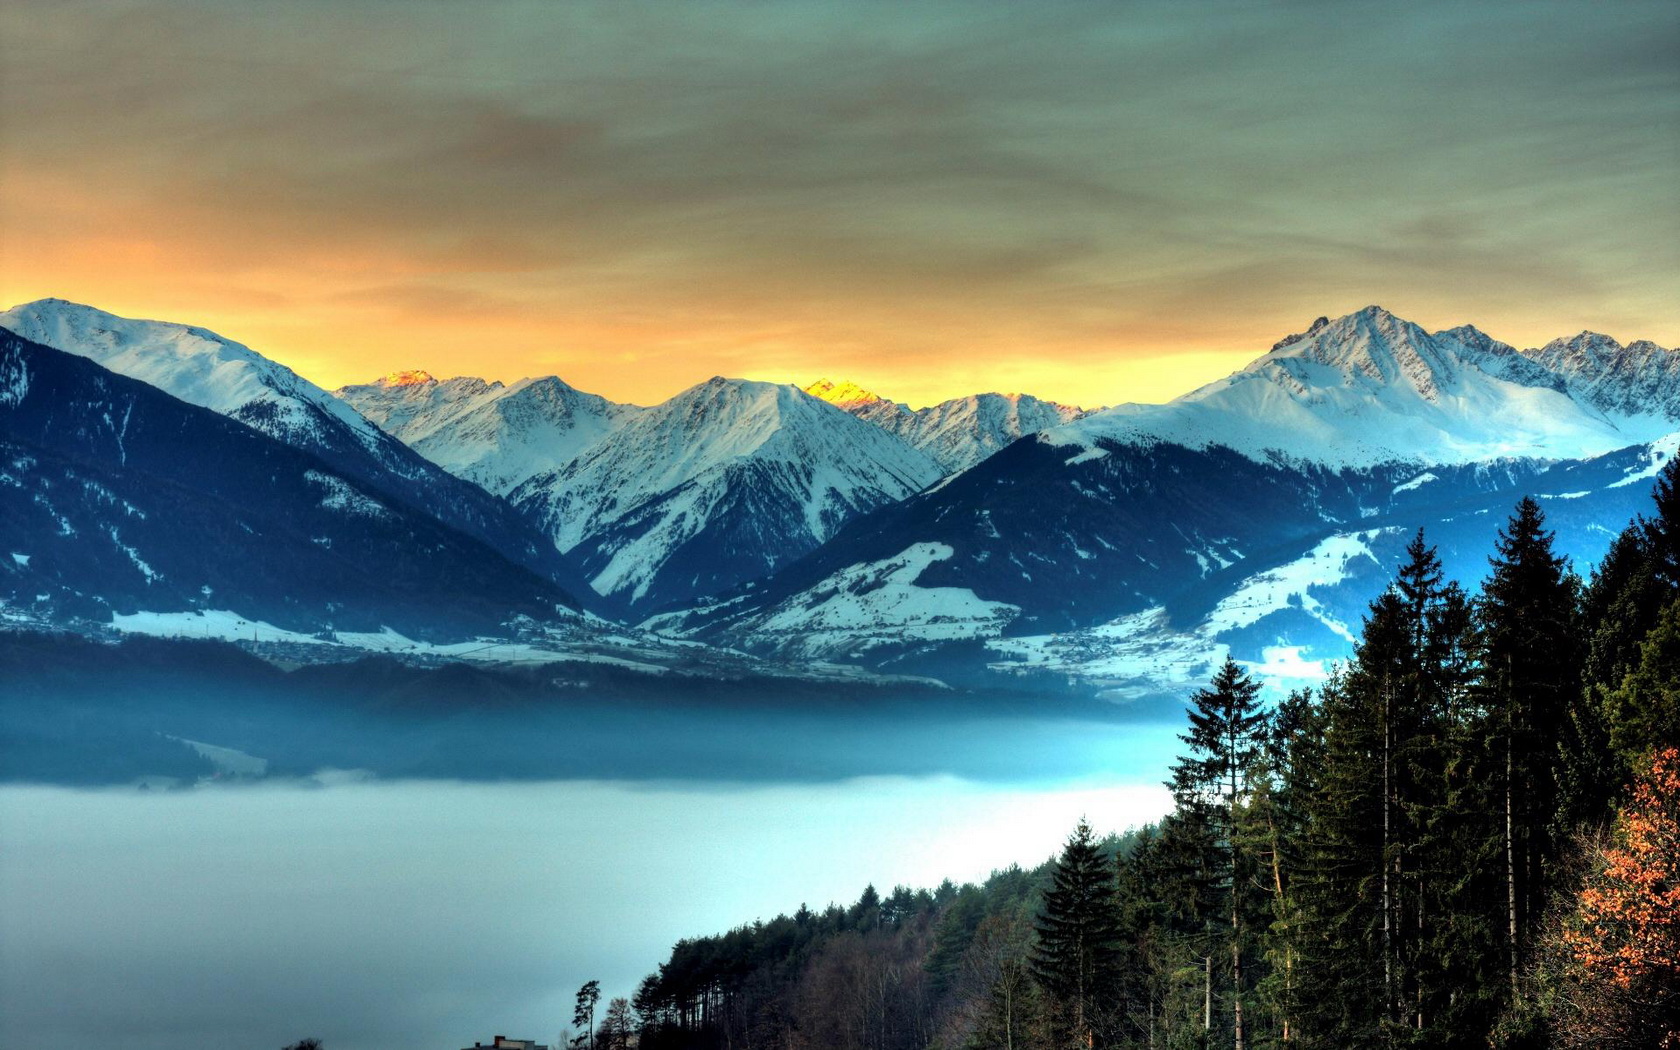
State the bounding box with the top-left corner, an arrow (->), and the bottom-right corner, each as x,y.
1048,306 -> 1676,469
1533,331 -> 1680,422
802,378 -> 1084,473
0,298 -> 389,453
335,370 -> 633,496
1238,304 -> 1465,401
509,376 -> 944,609
804,378 -> 890,410
1,298 -> 603,607
1270,315 -> 1330,350
380,369 -> 437,387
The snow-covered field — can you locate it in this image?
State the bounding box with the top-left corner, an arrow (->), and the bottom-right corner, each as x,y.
108,608 -> 673,673
987,530 -> 1390,700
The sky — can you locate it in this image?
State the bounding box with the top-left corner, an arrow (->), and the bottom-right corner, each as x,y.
1,0 -> 1676,408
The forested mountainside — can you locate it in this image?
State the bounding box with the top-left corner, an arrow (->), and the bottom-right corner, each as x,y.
601,461 -> 1680,1050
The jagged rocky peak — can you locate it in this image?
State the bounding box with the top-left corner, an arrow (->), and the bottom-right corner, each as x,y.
1536,330 -> 1627,367
1435,323 -> 1509,354
507,372 -> 944,610
1532,330 -> 1680,420
804,378 -> 890,408
1431,324 -> 1564,390
338,371 -> 500,406
1247,305 -> 1465,400
333,369 -> 632,497
379,369 -> 437,387
1271,314 -> 1330,350
1532,330 -> 1680,380
654,376 -> 906,458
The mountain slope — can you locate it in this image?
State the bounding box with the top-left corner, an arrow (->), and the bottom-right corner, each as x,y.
511,377 -> 944,611
0,300 -> 601,610
804,379 -> 1084,473
1531,332 -> 1680,423
335,370 -> 637,497
652,307 -> 1680,693
0,329 -> 580,636
1049,306 -> 1673,469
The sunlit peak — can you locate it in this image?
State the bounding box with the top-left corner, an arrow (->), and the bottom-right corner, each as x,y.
804,378 -> 887,408
381,369 -> 436,387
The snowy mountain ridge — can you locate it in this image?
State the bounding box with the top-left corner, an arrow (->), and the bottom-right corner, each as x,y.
0,299 -> 394,461
336,370 -> 639,496
1044,306 -> 1677,469
0,298 -> 603,608
1532,332 -> 1680,423
803,378 -> 1085,473
510,376 -> 946,609
0,328 -> 589,634
653,307 -> 1678,693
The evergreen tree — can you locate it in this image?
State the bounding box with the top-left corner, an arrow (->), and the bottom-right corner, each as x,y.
1572,458 -> 1680,823
573,980 -> 601,1050
1292,668 -> 1389,1046
1646,456 -> 1680,588
1168,658 -> 1268,1050
1603,596 -> 1680,763
1477,496 -> 1582,998
1032,819 -> 1124,1049
1291,533 -> 1490,1045
1240,687 -> 1317,1046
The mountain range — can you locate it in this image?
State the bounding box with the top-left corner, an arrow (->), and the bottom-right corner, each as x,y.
0,328 -> 581,637
0,300 -> 601,611
3,298 -> 1675,699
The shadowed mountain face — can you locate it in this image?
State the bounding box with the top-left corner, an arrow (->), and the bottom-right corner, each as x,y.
0,300 -> 604,612
0,329 -> 583,636
650,420 -> 1672,696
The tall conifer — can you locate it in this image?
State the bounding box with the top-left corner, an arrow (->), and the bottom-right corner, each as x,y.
1478,496 -> 1581,995
1168,658 -> 1268,1050
1033,820 -> 1124,1048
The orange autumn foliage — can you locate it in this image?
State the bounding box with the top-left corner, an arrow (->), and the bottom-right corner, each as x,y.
1565,747 -> 1680,988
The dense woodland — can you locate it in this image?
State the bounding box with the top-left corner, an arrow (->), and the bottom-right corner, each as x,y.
594,462 -> 1680,1050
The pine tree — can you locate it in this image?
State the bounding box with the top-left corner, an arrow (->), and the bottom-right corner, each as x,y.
1168,658 -> 1268,1050
1478,496 -> 1581,997
1032,819 -> 1124,1049
1292,666 -> 1388,1046
1603,596 -> 1680,764
1240,687 -> 1317,1045
1646,456 -> 1680,588
1288,533 -> 1493,1045
573,979 -> 601,1050
1572,457 -> 1680,821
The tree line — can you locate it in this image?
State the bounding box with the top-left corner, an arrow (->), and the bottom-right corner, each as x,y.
605,462 -> 1680,1050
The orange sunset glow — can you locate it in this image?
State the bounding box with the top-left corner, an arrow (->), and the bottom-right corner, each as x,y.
2,1 -> 1676,409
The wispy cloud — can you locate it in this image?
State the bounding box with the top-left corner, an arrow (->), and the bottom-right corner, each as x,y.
2,0 -> 1675,405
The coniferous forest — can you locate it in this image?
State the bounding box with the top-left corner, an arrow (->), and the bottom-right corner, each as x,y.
616,463 -> 1680,1050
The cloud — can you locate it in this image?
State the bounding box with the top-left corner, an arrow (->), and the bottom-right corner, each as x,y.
1,0 -> 1674,406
